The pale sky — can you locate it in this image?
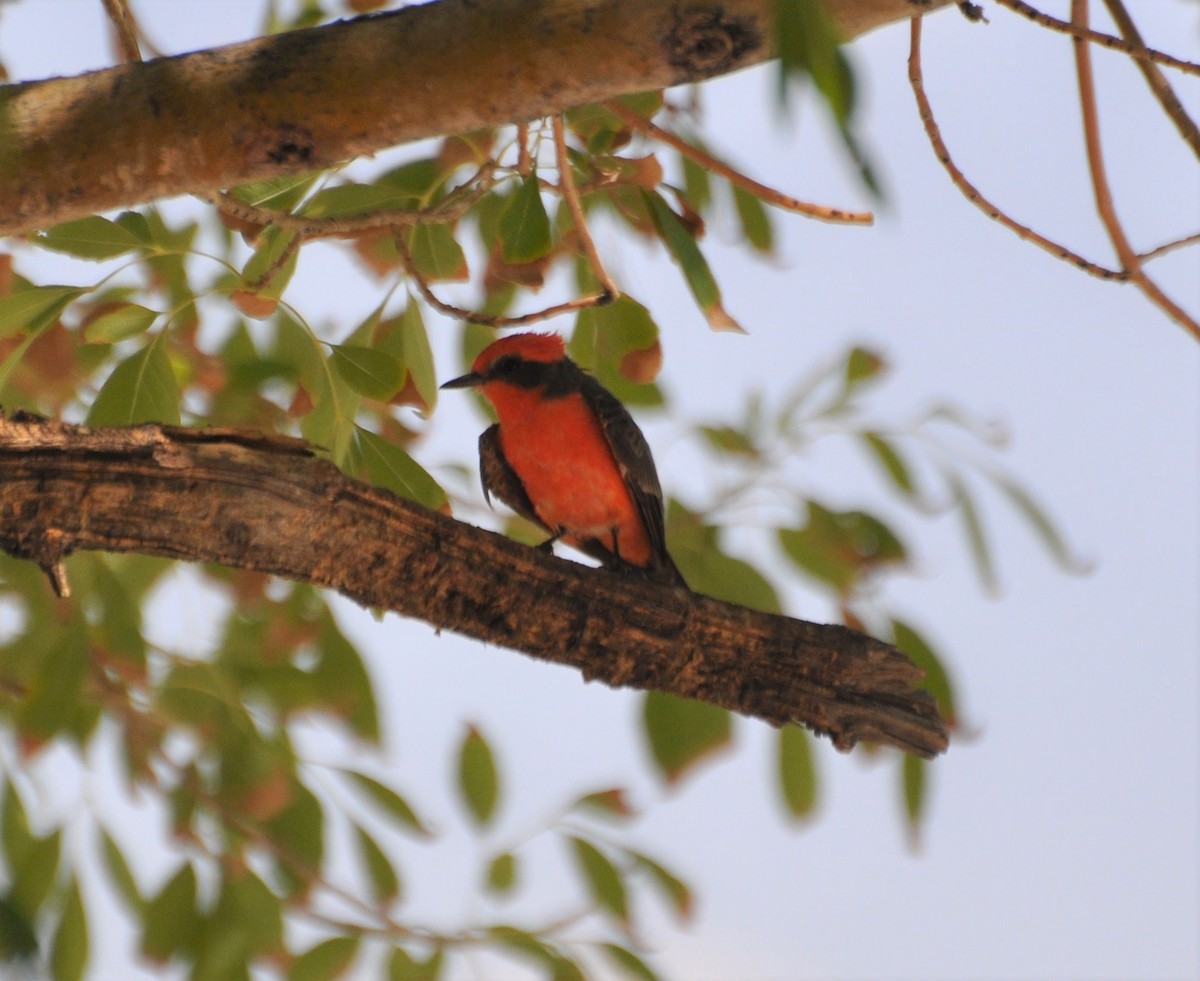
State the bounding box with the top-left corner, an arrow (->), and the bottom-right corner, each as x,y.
1,2 -> 1197,979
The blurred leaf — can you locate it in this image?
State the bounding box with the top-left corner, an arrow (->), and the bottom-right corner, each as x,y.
81,302 -> 159,344
87,336 -> 181,426
778,502 -> 906,594
680,154 -> 713,212
141,862 -> 197,963
38,215 -> 143,260
891,619 -> 957,726
9,828 -> 60,923
776,0 -> 853,120
600,943 -> 659,981
353,426 -> 448,511
845,346 -> 886,388
667,500 -> 780,612
643,191 -> 741,331
994,475 -> 1083,571
572,788 -> 635,820
902,753 -> 927,846
571,296 -> 663,407
499,174 -> 553,263
731,185 -> 773,252
330,344 -> 404,401
568,837 -> 628,925
861,431 -> 917,497
264,784 -> 324,897
389,946 -> 444,981
288,936 -> 360,981
777,725 -> 818,820
457,725 -> 500,827
0,896 -> 38,960
699,424 -> 758,457
354,824 -> 402,904
312,612 -> 379,742
628,851 -> 692,923
345,771 -> 430,836
947,472 -> 997,593
406,224 -> 469,282
228,172 -> 320,211
49,878 -> 88,981
0,285 -> 85,339
485,852 -> 517,895
98,826 -> 143,914
642,690 -> 732,785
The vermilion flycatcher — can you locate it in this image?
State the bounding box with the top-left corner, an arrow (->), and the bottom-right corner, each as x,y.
442,332 -> 685,586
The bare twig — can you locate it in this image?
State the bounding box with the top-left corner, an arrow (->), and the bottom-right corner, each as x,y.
993,0 -> 1200,76
1100,0 -> 1200,160
907,17 -> 1124,279
1138,231 -> 1200,264
394,232 -> 612,328
1071,1 -> 1200,339
552,114 -> 619,300
604,101 -> 874,226
100,0 -> 142,63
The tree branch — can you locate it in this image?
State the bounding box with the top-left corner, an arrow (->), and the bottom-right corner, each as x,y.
0,413 -> 949,758
0,0 -> 950,235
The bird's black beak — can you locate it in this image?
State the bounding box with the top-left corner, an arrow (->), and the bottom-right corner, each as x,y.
440,371 -> 483,390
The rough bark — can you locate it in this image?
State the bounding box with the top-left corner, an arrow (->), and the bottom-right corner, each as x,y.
0,0 -> 951,235
0,413 -> 949,758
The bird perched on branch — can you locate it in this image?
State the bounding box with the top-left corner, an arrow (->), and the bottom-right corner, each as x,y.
442,332 -> 685,586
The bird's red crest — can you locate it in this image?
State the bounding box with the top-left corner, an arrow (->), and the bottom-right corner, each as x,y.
473,332 -> 565,373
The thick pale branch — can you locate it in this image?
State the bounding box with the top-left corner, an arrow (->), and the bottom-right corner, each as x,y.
0,414 -> 949,758
0,0 -> 949,235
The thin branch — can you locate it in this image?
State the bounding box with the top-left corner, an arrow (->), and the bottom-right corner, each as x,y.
1071,1 -> 1200,339
393,231 -> 613,328
1138,230 -> 1200,264
552,114 -> 620,300
100,0 -> 142,63
1100,0 -> 1200,160
907,17 -> 1124,280
0,413 -> 950,758
993,0 -> 1200,76
604,101 -> 874,226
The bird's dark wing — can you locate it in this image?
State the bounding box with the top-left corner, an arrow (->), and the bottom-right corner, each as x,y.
478,424 -> 544,530
576,372 -> 684,584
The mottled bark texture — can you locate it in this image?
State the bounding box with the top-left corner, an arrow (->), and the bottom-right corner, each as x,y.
0,413 -> 949,757
0,0 -> 950,234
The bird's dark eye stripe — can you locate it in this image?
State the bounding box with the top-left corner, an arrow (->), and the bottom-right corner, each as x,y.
487,356 -> 575,395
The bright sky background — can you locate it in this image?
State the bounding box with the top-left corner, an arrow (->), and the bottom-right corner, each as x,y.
1,1 -> 1197,979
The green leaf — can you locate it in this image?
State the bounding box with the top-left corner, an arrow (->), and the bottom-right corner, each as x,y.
398,297 -> 437,411
666,500 -> 780,612
9,827 -> 61,921
288,936 -> 360,981
345,771 -> 430,836
778,725 -> 818,820
302,182 -> 418,218
38,215 -> 144,259
0,284 -> 85,339
264,785 -> 324,897
50,878 -> 88,981
238,225 -> 299,300
641,691 -> 732,785
457,725 -> 500,827
891,619 -> 957,726
389,946 -> 444,981
141,862 -> 197,963
861,431 -> 917,497
568,836 -> 628,924
599,943 -> 659,981
994,475 -> 1084,571
499,173 -> 553,263
330,344 -> 404,401
947,472 -> 997,593
845,346 -> 886,387
87,336 -> 181,426
643,191 -> 740,331
778,502 -> 907,594
354,824 -> 402,904
406,224 -> 469,282
571,788 -> 635,820
485,852 -> 517,895
901,753 -> 927,847
228,172 -> 320,211
680,154 -> 713,212
571,295 -> 664,407
0,895 -> 39,960
699,424 -> 758,457
731,185 -> 773,252
82,302 -> 159,344
628,851 -> 692,923
99,826 -> 143,913
353,426 -> 447,511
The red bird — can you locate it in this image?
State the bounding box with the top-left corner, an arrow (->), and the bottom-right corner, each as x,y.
442,332 -> 685,586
